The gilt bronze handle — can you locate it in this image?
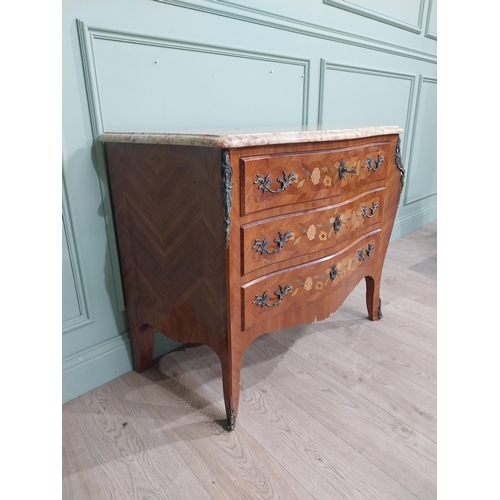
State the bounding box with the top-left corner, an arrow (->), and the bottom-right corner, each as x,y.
253,231 -> 292,255
254,171 -> 297,194
357,243 -> 375,261
366,155 -> 384,171
361,202 -> 379,219
253,284 -> 293,308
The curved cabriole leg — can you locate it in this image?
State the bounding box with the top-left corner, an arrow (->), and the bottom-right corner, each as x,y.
219,348 -> 242,431
365,275 -> 383,321
130,323 -> 155,372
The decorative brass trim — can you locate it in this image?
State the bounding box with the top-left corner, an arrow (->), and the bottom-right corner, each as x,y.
221,150 -> 233,249
395,136 -> 406,190
227,397 -> 235,431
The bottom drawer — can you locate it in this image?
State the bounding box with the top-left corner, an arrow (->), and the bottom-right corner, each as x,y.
241,229 -> 381,330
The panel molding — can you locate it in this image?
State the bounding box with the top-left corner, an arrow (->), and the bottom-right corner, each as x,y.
63,333 -> 129,372
76,19 -> 311,313
323,0 -> 425,34
424,0 -> 437,40
77,20 -> 127,313
62,329 -> 183,403
62,333 -> 132,403
404,75 -> 437,205
390,201 -> 437,241
318,60 -> 416,191
155,0 -> 436,63
62,167 -> 92,333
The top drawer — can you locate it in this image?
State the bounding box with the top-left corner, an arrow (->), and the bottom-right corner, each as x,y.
240,140 -> 390,215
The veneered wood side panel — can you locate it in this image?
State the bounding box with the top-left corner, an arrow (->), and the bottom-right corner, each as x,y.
105,143 -> 228,352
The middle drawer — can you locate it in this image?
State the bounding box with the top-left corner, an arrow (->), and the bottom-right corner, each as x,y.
241,188 -> 384,275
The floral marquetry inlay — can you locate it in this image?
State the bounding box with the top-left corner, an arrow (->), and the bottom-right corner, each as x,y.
306,225 -> 316,240
289,239 -> 377,298
303,276 -> 313,291
297,149 -> 386,191
292,266 -> 338,297
282,196 -> 382,252
311,168 -> 321,185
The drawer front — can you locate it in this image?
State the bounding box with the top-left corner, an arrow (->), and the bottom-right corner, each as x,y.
241,189 -> 384,275
241,141 -> 390,215
242,230 -> 381,330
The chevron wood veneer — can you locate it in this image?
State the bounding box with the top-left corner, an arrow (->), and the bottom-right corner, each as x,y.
102,127 -> 404,431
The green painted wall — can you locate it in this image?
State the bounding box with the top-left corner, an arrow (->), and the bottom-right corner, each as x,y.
62,0 -> 437,402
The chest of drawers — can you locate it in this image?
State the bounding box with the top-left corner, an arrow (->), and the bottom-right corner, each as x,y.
100,126 -> 405,430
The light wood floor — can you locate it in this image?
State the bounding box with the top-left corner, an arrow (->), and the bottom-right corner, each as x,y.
63,221 -> 437,500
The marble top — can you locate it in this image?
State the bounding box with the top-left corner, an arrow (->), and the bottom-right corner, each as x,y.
99,126 -> 403,148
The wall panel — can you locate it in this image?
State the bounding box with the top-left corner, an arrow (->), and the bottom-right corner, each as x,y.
319,62 -> 415,134
425,0 -> 437,40
155,0 -> 437,61
92,34 -> 308,132
62,169 -> 91,333
62,221 -> 80,323
405,76 -> 437,204
323,0 -> 425,33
